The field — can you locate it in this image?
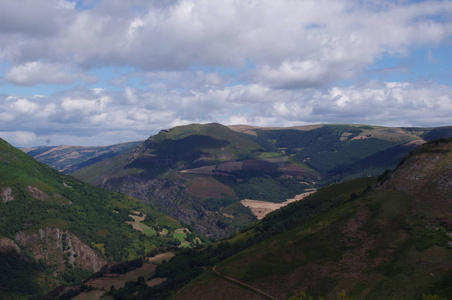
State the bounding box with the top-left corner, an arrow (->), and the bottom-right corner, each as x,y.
241,190 -> 316,219
86,263 -> 158,290
75,253 -> 175,299
126,213 -> 157,236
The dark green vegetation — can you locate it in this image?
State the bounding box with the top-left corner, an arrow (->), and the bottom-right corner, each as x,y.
101,176 -> 373,300
74,123 -> 452,240
0,138 -> 199,299
158,139 -> 452,300
23,141 -> 142,173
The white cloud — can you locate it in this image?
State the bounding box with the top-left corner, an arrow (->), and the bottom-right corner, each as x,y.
1,80 -> 451,146
5,61 -> 97,86
1,0 -> 451,76
0,0 -> 451,146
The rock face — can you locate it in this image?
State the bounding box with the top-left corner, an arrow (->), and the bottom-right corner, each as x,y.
104,175 -> 239,238
15,227 -> 105,272
0,237 -> 22,256
27,185 -> 49,201
1,187 -> 14,203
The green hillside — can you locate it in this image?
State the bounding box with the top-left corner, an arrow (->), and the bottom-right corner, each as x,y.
247,124 -> 427,182
129,139 -> 452,300
0,138 -> 197,299
152,123 -> 264,163
73,123 -> 452,240
74,124 -> 319,239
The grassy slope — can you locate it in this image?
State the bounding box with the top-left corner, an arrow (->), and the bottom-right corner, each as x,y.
249,124 -> 425,182
75,123 -> 263,184
173,141 -> 452,300
151,123 -> 264,162
0,138 -> 185,299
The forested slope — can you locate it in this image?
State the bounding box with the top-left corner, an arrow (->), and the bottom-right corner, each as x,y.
0,138 -> 193,299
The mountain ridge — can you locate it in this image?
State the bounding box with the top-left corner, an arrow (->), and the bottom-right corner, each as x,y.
73,123 -> 452,239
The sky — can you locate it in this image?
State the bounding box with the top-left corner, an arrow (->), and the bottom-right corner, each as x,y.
0,0 -> 451,147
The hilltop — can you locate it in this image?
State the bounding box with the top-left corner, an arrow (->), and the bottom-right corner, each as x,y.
0,138 -> 198,299
73,123 -> 452,239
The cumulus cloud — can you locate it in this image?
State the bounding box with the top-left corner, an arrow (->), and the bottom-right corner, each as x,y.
1,80 -> 451,146
0,0 -> 451,146
1,0 -> 451,81
4,62 -> 90,86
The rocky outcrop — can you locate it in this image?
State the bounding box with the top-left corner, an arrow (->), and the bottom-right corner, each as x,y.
2,187 -> 14,203
0,237 -> 22,257
15,228 -> 105,272
27,185 -> 49,201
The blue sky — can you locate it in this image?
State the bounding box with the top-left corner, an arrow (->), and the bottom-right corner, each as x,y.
0,0 -> 451,146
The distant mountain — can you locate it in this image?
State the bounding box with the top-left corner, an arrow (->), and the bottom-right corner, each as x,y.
0,138 -> 197,299
22,141 -> 142,173
74,123 -> 452,240
138,139 -> 452,300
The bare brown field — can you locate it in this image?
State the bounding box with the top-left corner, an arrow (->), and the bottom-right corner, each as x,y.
185,175 -> 235,198
35,145 -> 73,158
181,161 -> 244,175
125,213 -> 147,233
216,161 -> 244,172
181,165 -> 216,175
79,252 -> 175,299
404,139 -> 426,146
86,263 -> 157,290
241,190 -> 316,219
147,277 -> 167,287
147,252 -> 175,264
72,290 -> 112,300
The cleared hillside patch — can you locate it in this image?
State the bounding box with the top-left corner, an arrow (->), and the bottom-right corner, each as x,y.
241,190 -> 317,219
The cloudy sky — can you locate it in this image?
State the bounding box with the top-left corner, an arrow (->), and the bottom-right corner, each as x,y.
0,0 -> 451,146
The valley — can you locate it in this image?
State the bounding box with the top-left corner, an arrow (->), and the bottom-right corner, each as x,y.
2,123 -> 452,299
71,123 -> 451,239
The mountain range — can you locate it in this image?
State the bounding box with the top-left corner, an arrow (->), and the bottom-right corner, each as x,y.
70,123 -> 452,239
1,123 -> 451,299
123,138 -> 452,300
21,141 -> 142,173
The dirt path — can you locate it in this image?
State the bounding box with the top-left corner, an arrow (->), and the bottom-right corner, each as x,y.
212,266 -> 279,300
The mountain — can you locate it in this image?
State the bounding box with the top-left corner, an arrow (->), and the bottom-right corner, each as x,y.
135,139 -> 452,300
74,123 -> 452,240
22,141 -> 142,173
0,138 -> 197,299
